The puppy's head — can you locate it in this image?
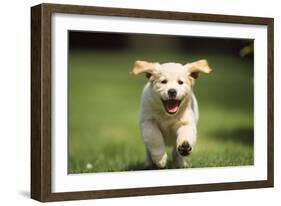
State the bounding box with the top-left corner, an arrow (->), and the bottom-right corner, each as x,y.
132,60 -> 212,115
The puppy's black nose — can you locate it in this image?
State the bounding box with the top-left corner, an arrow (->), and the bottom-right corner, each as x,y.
168,89 -> 177,98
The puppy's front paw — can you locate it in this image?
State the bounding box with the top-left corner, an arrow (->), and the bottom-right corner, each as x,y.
152,153 -> 168,169
177,141 -> 192,156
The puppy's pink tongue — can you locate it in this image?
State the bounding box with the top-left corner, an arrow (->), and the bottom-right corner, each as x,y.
166,100 -> 179,113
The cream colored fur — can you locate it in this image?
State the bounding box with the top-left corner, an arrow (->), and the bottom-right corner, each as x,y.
132,60 -> 212,168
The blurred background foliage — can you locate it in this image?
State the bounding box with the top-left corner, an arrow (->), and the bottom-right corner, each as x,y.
68,31 -> 253,173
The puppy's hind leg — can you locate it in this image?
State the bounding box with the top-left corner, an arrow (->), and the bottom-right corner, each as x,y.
141,120 -> 168,169
144,147 -> 153,169
172,147 -> 188,168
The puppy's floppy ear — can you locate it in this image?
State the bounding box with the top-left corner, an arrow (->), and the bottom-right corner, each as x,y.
185,59 -> 212,79
131,60 -> 159,78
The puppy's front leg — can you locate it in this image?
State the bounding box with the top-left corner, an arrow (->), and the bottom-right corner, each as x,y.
177,124 -> 197,155
141,121 -> 167,168
174,124 -> 197,167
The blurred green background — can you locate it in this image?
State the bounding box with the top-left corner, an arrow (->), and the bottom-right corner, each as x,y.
68,32 -> 254,173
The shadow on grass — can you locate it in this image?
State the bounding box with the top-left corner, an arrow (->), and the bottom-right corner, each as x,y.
209,128 -> 254,145
125,157 -> 187,171
124,162 -> 147,171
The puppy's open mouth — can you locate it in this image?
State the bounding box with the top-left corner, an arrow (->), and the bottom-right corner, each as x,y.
161,99 -> 181,114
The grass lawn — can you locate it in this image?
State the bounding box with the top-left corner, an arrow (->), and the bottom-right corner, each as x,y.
68,48 -> 254,173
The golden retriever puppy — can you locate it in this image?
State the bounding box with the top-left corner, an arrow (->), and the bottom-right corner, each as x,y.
132,59 -> 212,168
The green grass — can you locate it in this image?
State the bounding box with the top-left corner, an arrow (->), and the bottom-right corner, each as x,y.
68,48 -> 254,173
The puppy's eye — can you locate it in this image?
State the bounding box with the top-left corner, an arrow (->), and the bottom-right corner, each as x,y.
178,80 -> 184,85
161,80 -> 167,84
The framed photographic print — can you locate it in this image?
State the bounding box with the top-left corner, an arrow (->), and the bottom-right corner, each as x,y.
31,3 -> 274,202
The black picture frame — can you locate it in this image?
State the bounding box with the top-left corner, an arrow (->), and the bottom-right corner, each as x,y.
31,3 -> 274,202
